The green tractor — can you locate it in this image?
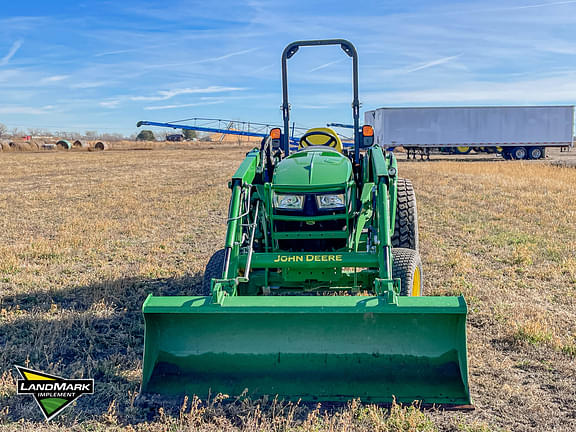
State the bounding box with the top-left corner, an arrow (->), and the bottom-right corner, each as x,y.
140,39 -> 471,405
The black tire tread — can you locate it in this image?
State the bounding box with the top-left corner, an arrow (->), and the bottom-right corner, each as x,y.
511,146 -> 527,160
202,249 -> 226,295
528,146 -> 544,160
392,248 -> 423,296
391,178 -> 419,250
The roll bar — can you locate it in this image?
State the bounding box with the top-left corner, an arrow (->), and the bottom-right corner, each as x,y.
281,39 -> 360,163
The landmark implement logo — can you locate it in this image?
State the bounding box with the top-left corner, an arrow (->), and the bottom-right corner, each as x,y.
15,366 -> 94,421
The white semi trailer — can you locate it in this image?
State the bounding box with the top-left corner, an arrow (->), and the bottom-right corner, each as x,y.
365,106 -> 574,160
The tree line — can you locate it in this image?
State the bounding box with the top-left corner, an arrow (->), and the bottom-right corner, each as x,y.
0,122 -> 199,142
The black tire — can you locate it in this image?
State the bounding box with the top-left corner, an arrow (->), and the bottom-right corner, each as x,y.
392,248 -> 423,296
391,178 -> 419,250
528,146 -> 544,160
501,149 -> 512,160
511,146 -> 528,160
202,249 -> 226,295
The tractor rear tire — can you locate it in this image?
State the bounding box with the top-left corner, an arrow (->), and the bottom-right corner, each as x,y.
392,248 -> 423,296
202,249 -> 226,295
391,178 -> 419,250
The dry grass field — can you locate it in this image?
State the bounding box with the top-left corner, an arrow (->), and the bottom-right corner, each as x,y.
0,146 -> 575,431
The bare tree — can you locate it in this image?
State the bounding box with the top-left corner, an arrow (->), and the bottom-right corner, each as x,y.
10,127 -> 23,138
0,123 -> 6,138
27,128 -> 52,137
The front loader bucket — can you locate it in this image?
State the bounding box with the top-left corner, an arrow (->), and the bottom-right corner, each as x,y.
141,295 -> 471,405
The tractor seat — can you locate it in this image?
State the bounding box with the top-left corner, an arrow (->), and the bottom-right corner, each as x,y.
298,127 -> 343,153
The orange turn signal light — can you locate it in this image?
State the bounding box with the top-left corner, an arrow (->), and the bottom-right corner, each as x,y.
362,125 -> 374,137
270,128 -> 281,140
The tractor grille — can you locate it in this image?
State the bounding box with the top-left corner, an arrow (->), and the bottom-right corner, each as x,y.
274,195 -> 347,251
274,220 -> 347,252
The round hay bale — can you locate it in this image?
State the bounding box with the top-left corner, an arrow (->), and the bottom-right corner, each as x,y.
13,142 -> 34,151
9,141 -> 17,148
73,139 -> 87,148
93,141 -> 108,151
56,140 -> 72,150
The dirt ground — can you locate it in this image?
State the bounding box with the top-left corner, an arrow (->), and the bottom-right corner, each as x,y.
0,144 -> 575,431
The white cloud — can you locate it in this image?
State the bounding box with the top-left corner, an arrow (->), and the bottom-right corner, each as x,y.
144,100 -> 226,110
190,48 -> 260,64
465,0 -> 576,14
362,74 -> 576,105
94,48 -> 138,57
70,81 -> 109,89
131,86 -> 245,102
144,48 -> 261,70
41,75 -> 69,83
309,59 -> 344,73
405,55 -> 463,73
252,63 -> 274,73
99,100 -> 121,108
0,105 -> 53,115
0,40 -> 23,66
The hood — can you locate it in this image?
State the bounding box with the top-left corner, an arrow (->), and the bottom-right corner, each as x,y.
273,148 -> 352,186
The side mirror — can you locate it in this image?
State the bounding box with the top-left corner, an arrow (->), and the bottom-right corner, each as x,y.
361,135 -> 374,148
360,125 -> 375,148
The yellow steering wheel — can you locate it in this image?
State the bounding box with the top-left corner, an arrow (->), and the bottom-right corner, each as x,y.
298,127 -> 343,153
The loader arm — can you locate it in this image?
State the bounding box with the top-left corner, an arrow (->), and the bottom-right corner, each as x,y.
217,149 -> 261,300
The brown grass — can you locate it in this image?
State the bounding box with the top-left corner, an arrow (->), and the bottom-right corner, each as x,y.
0,147 -> 574,431
107,139 -> 250,151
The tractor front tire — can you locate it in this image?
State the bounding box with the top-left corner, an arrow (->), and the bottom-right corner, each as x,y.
202,249 -> 226,295
392,248 -> 423,296
392,178 -> 419,250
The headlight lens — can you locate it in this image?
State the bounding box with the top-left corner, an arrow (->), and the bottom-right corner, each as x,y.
316,193 -> 345,209
273,194 -> 304,209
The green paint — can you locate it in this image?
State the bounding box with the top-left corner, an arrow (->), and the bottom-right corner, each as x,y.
140,40 -> 472,406
40,398 -> 68,415
141,300 -> 470,404
273,149 -> 352,186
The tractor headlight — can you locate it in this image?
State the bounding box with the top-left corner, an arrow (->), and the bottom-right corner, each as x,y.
273,194 -> 304,210
316,193 -> 345,209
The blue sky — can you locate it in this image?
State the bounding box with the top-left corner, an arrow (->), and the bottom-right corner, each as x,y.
1,0 -> 576,135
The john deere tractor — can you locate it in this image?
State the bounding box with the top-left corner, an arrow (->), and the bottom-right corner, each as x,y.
140,40 -> 471,405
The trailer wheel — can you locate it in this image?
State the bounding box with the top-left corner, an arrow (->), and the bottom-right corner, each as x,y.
511,146 -> 528,160
501,149 -> 511,160
528,146 -> 544,160
202,249 -> 226,295
392,178 -> 419,250
392,248 -> 423,296
453,146 -> 471,155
